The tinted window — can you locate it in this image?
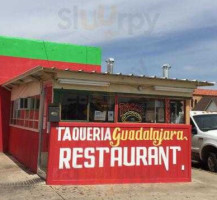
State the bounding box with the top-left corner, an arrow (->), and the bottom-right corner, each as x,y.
170,100 -> 184,124
89,94 -> 115,122
61,93 -> 88,121
118,97 -> 165,123
193,114 -> 217,132
10,95 -> 40,130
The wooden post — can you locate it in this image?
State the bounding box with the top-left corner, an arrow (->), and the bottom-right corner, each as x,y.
165,99 -> 170,123
185,99 -> 191,124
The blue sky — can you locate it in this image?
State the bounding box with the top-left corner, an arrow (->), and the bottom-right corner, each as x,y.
1,0 -> 217,88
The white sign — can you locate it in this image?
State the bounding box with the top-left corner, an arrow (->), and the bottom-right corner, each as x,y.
108,111 -> 114,121
94,111 -> 106,121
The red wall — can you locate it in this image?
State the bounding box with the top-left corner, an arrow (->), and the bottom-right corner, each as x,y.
8,126 -> 39,172
0,56 -> 101,85
47,122 -> 191,185
5,85 -> 52,171
0,87 -> 11,152
0,36 -> 101,154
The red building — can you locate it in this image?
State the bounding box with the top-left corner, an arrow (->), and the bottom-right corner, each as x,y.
0,35 -> 101,152
0,36 -> 214,185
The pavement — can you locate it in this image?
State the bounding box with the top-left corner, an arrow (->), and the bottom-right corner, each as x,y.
0,153 -> 217,200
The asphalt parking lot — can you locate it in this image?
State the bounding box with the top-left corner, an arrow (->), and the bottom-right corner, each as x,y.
0,153 -> 217,200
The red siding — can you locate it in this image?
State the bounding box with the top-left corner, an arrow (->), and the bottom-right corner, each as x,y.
0,87 -> 11,152
0,55 -> 101,84
8,126 -> 39,172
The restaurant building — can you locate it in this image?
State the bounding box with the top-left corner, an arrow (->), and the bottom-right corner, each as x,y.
0,36 -> 214,185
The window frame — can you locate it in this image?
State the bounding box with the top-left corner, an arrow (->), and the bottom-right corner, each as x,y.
58,90 -> 116,123
89,93 -> 115,123
59,91 -> 90,122
117,95 -> 166,123
10,95 -> 40,131
55,89 -> 179,124
169,99 -> 185,124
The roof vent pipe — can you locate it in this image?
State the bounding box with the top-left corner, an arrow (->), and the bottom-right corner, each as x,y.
106,58 -> 115,74
162,64 -> 171,78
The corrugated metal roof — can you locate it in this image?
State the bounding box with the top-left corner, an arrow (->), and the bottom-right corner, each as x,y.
2,66 -> 215,88
55,67 -> 215,86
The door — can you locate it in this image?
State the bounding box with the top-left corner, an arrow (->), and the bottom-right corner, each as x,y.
191,119 -> 202,161
37,86 -> 51,179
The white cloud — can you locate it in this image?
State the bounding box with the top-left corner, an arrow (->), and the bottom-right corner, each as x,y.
0,0 -> 217,89
1,0 -> 217,44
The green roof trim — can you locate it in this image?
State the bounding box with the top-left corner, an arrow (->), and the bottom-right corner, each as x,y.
0,36 -> 101,65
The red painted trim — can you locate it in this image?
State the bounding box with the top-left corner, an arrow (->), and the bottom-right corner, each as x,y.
0,87 -> 11,152
184,100 -> 188,124
114,95 -> 118,122
165,99 -> 170,123
57,121 -> 189,128
117,94 -> 168,99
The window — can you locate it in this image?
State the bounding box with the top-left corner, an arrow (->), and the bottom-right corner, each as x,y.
155,100 -> 165,123
118,97 -> 144,122
118,97 -> 165,123
89,94 -> 115,122
144,100 -> 155,123
59,90 -> 115,122
19,98 -> 28,109
10,95 -> 40,130
193,114 -> 217,132
61,92 -> 88,121
190,119 -> 196,129
170,100 -> 184,124
54,90 -> 189,125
